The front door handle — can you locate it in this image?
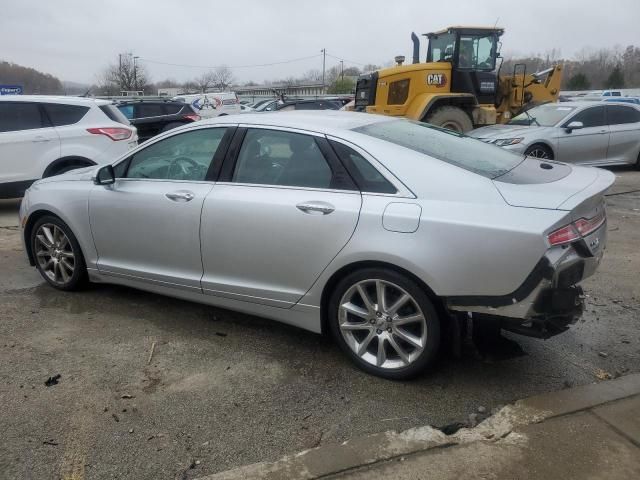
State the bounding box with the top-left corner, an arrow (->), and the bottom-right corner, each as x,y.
166,191 -> 195,202
296,201 -> 335,215
32,136 -> 51,143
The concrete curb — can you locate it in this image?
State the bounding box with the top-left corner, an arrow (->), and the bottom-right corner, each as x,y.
197,374 -> 640,480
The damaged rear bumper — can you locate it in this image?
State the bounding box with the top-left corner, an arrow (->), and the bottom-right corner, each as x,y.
446,225 -> 606,339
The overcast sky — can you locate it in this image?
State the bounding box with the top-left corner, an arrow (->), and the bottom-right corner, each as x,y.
1,0 -> 638,85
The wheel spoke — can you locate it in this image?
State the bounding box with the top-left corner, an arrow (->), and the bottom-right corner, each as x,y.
60,251 -> 74,259
341,302 -> 369,320
53,262 -> 61,282
60,258 -> 74,273
376,337 -> 387,366
387,293 -> 410,316
341,321 -> 372,332
36,234 -> 53,250
356,285 -> 374,314
394,313 -> 424,327
58,235 -> 69,249
42,226 -> 55,245
59,262 -> 70,283
36,250 -> 50,258
394,328 -> 424,349
387,335 -> 410,365
375,281 -> 386,311
357,330 -> 376,356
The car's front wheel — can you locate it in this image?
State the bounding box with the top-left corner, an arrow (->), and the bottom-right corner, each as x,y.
328,268 -> 440,379
31,215 -> 88,291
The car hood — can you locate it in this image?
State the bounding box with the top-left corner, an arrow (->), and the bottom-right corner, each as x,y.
470,124 -> 551,139
36,166 -> 98,185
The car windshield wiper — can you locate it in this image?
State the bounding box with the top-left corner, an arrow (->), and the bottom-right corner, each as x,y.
522,109 -> 540,126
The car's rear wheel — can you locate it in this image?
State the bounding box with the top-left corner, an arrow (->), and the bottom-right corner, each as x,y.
328,268 -> 440,379
31,215 -> 88,291
525,143 -> 554,160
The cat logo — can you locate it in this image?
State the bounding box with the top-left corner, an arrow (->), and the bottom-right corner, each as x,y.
427,73 -> 447,88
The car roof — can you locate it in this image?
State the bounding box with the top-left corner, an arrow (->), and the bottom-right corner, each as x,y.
199,110 -> 393,135
0,95 -> 109,106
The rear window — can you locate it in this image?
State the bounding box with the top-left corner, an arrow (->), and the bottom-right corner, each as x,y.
164,104 -> 183,114
99,105 -> 131,125
0,102 -> 46,132
353,120 -> 522,179
607,105 -> 640,125
135,103 -> 164,118
43,103 -> 89,126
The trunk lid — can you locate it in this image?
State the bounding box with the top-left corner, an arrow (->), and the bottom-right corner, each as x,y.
493,160 -> 615,211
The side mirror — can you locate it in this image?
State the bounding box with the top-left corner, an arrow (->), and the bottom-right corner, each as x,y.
94,165 -> 115,185
565,121 -> 584,133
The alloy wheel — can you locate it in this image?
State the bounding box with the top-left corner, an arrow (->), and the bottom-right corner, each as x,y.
526,148 -> 551,159
338,279 -> 428,369
34,223 -> 76,285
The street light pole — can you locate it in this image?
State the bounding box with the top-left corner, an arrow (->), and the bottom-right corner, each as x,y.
133,56 -> 139,92
321,48 -> 326,94
340,60 -> 344,82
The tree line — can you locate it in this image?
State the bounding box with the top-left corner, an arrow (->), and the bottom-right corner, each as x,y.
0,61 -> 63,94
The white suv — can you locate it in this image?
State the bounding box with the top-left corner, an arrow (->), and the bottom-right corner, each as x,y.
0,95 -> 138,198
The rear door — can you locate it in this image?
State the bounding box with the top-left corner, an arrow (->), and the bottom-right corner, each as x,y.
200,126 -> 361,307
556,105 -> 609,165
0,101 -> 60,185
605,104 -> 640,165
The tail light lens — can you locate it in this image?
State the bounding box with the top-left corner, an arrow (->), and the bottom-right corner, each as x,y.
547,211 -> 605,246
87,127 -> 132,141
183,114 -> 201,122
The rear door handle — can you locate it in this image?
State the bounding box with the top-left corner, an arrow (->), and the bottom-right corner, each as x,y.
32,136 -> 51,143
296,201 -> 335,215
166,191 -> 195,202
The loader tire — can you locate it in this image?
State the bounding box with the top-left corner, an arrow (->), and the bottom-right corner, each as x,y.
425,106 -> 473,133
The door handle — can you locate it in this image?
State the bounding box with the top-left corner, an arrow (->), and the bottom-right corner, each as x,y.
165,191 -> 195,202
32,136 -> 51,143
296,202 -> 335,215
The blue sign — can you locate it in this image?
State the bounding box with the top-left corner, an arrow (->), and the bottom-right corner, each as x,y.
0,85 -> 23,95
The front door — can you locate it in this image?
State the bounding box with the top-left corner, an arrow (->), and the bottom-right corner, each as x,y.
200,127 -> 361,307
557,105 -> 609,165
89,126 -> 230,290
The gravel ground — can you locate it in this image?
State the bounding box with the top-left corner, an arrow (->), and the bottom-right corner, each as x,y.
0,168 -> 639,480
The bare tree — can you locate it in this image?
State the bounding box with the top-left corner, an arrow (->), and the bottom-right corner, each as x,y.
213,66 -> 235,91
96,54 -> 150,94
194,71 -> 217,93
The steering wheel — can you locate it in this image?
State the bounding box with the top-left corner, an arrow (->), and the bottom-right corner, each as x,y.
168,156 -> 200,179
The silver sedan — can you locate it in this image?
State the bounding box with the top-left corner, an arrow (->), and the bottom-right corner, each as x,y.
19,112 -> 614,379
470,101 -> 640,168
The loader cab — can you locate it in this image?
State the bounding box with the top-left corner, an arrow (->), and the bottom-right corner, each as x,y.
426,27 -> 503,104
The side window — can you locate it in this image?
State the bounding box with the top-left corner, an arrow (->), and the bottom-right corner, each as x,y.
295,102 -> 321,110
163,104 -> 183,115
387,79 -> 410,105
0,102 -> 46,132
43,104 -> 89,126
135,103 -> 164,118
125,128 -> 227,181
233,129 -> 333,189
567,107 -> 606,128
330,141 -> 397,194
117,105 -> 134,119
607,105 -> 640,125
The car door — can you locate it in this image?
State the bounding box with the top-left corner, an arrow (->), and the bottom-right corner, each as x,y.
605,104 -> 640,165
132,103 -> 165,142
0,101 -> 60,185
556,105 -> 609,165
200,126 -> 362,308
89,126 -> 233,290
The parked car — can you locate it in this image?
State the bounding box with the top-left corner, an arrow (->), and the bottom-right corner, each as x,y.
19,111 -> 614,379
603,97 -> 640,105
173,92 -> 241,118
253,99 -> 281,112
470,101 -> 640,168
116,99 -> 200,143
0,95 -> 137,199
276,99 -> 342,111
239,104 -> 255,113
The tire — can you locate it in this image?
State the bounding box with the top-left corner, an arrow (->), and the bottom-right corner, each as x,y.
160,122 -> 186,133
635,151 -> 640,171
425,106 -> 473,133
524,143 -> 554,160
31,215 -> 88,291
328,268 -> 441,380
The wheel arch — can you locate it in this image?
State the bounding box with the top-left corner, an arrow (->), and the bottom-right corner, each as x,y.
42,156 -> 96,178
525,141 -> 556,159
420,95 -> 477,122
24,209 -> 88,267
319,260 -> 446,335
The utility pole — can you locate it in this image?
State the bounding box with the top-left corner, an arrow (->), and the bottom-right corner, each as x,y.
118,54 -> 123,92
321,48 -> 326,94
133,55 -> 139,92
340,60 -> 344,82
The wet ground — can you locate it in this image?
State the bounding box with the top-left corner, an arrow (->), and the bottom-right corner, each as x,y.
1,169 -> 639,480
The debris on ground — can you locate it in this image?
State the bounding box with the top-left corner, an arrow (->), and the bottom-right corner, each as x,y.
121,394 -> 135,399
44,374 -> 61,387
598,351 -> 609,358
147,341 -> 156,365
595,368 -> 613,380
112,413 -> 120,422
215,332 -> 227,337
42,440 -> 58,446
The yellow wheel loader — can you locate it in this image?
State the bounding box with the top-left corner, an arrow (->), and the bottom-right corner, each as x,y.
355,26 -> 563,132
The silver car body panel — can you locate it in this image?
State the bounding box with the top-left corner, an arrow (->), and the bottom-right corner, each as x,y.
19,111 -> 616,336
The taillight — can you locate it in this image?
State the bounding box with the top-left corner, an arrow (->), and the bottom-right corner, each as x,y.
183,114 -> 201,122
87,127 -> 132,141
547,211 -> 605,246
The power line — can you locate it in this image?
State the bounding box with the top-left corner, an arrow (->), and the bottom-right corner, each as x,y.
138,54 -> 322,70
325,52 -> 368,67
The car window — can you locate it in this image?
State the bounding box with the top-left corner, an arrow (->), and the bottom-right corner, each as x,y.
125,128 -> 227,181
330,141 -> 397,194
278,105 -> 296,111
607,105 -> 640,125
566,106 -> 606,128
101,105 -> 131,125
295,102 -> 321,110
117,104 -> 134,119
164,104 -> 183,115
233,129 -> 333,189
0,102 -> 46,132
354,119 -> 522,179
135,103 -> 164,118
509,105 -> 576,126
43,103 -> 89,126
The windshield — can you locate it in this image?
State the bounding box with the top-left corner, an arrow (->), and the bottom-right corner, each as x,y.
509,104 -> 577,126
353,120 -> 522,179
458,34 -> 497,70
428,33 -> 456,62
